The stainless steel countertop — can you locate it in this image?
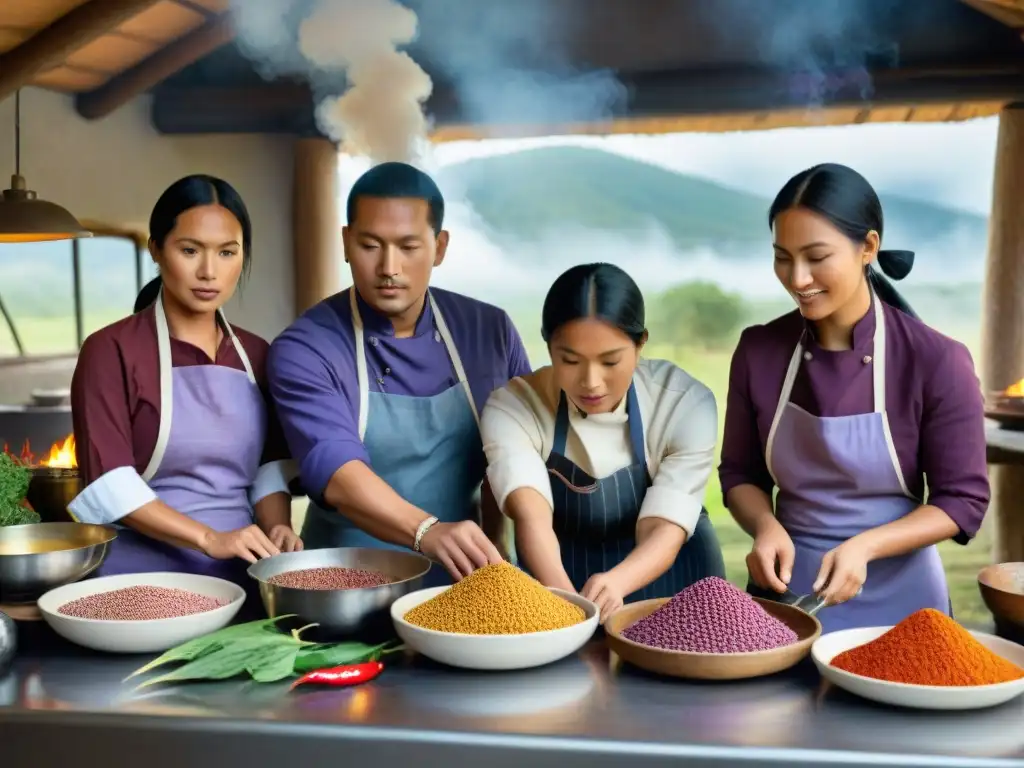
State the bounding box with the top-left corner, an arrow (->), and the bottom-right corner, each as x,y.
2,621 -> 1024,768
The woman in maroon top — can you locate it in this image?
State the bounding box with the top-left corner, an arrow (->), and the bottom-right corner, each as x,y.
719,163 -> 990,633
68,175 -> 302,586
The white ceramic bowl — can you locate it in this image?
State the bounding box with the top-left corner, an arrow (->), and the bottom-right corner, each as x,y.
812,626 -> 1024,710
38,572 -> 245,654
390,585 -> 599,670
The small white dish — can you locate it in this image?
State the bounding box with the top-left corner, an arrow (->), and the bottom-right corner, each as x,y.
390,585 -> 599,671
38,572 -> 245,654
812,626 -> 1024,710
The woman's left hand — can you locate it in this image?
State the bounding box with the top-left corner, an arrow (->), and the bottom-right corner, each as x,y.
581,572 -> 625,623
813,536 -> 872,606
267,524 -> 304,553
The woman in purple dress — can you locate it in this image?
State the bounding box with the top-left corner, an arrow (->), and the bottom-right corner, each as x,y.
68,175 -> 302,588
719,163 -> 990,633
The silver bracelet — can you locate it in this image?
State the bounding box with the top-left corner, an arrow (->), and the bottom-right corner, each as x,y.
413,516 -> 439,552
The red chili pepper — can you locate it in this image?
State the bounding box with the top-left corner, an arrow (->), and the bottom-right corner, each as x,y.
290,661 -> 384,690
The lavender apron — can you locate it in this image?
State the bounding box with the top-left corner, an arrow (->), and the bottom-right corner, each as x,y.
757,295 -> 949,633
94,290 -> 266,588
301,289 -> 485,588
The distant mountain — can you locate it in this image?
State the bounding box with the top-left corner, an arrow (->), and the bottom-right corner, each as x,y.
0,146 -> 989,325
435,146 -> 989,263
873,193 -> 988,258
436,146 -> 770,252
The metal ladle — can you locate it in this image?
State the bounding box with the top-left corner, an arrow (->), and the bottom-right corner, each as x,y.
777,584 -> 865,616
779,589 -> 830,616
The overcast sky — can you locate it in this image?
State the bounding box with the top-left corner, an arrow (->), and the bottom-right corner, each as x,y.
338,115 -> 998,221
424,116 -> 998,216
334,116 -> 998,297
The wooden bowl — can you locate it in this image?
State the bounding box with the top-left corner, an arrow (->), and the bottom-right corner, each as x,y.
986,393 -> 1024,431
604,597 -> 821,680
978,562 -> 1024,628
985,410 -> 1024,432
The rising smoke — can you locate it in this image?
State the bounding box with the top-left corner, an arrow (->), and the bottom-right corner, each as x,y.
693,0 -> 905,107
230,0 -> 433,163
225,0 -> 987,316
228,0 -> 627,165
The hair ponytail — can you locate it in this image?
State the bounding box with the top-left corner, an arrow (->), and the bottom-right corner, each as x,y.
867,249 -> 917,319
134,276 -> 162,313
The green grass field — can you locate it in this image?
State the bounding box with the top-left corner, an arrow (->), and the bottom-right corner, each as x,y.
0,311 -> 129,356
7,310 -> 996,626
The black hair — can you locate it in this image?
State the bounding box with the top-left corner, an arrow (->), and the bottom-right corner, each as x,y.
768,162 -> 916,318
133,174 -> 253,313
541,263 -> 646,345
345,161 -> 445,235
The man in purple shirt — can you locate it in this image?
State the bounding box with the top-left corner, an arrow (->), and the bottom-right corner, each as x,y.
268,162 -> 532,586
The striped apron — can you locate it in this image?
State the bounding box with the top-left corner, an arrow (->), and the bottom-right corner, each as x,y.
546,383 -> 725,603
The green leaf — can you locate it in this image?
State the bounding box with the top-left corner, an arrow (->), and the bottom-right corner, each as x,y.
293,640 -> 399,673
135,634 -> 298,689
125,615 -> 296,680
0,502 -> 39,527
249,645 -> 302,683
0,453 -> 30,509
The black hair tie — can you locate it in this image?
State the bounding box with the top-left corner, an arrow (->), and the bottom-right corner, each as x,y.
876,249 -> 915,281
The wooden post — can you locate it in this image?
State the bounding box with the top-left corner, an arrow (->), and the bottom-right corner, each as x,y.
292,137 -> 342,316
981,103 -> 1024,565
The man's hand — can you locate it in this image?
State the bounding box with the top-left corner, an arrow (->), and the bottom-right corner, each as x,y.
418,520 -> 504,580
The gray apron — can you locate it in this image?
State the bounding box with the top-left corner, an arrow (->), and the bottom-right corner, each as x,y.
301,289 -> 485,588
750,293 -> 950,633
546,383 -> 725,602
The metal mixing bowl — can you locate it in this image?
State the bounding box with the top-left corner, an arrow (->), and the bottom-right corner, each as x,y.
0,522 -> 116,604
247,547 -> 432,640
978,562 -> 1024,629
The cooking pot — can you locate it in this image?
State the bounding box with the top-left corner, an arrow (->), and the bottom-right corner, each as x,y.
25,467 -> 80,523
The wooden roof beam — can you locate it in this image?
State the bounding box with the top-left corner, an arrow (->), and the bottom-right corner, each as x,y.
0,0 -> 168,100
961,0 -> 1024,28
75,14 -> 234,120
150,62 -> 1024,136
0,0 -> 163,101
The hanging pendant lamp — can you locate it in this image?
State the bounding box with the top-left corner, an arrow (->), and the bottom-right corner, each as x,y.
0,90 -> 91,243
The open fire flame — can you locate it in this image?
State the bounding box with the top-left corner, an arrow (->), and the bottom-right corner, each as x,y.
1,433 -> 77,468
1006,380 -> 1024,398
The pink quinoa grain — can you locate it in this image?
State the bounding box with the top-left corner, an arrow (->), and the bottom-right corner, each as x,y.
58,586 -> 227,621
621,576 -> 799,653
267,566 -> 392,590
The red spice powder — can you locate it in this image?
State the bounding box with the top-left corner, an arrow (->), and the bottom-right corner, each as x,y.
831,608 -> 1024,686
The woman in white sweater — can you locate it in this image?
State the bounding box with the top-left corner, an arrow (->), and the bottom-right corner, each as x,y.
481,263 -> 726,620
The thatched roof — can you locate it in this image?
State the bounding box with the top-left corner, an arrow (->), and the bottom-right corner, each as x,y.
0,0 -> 1020,136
